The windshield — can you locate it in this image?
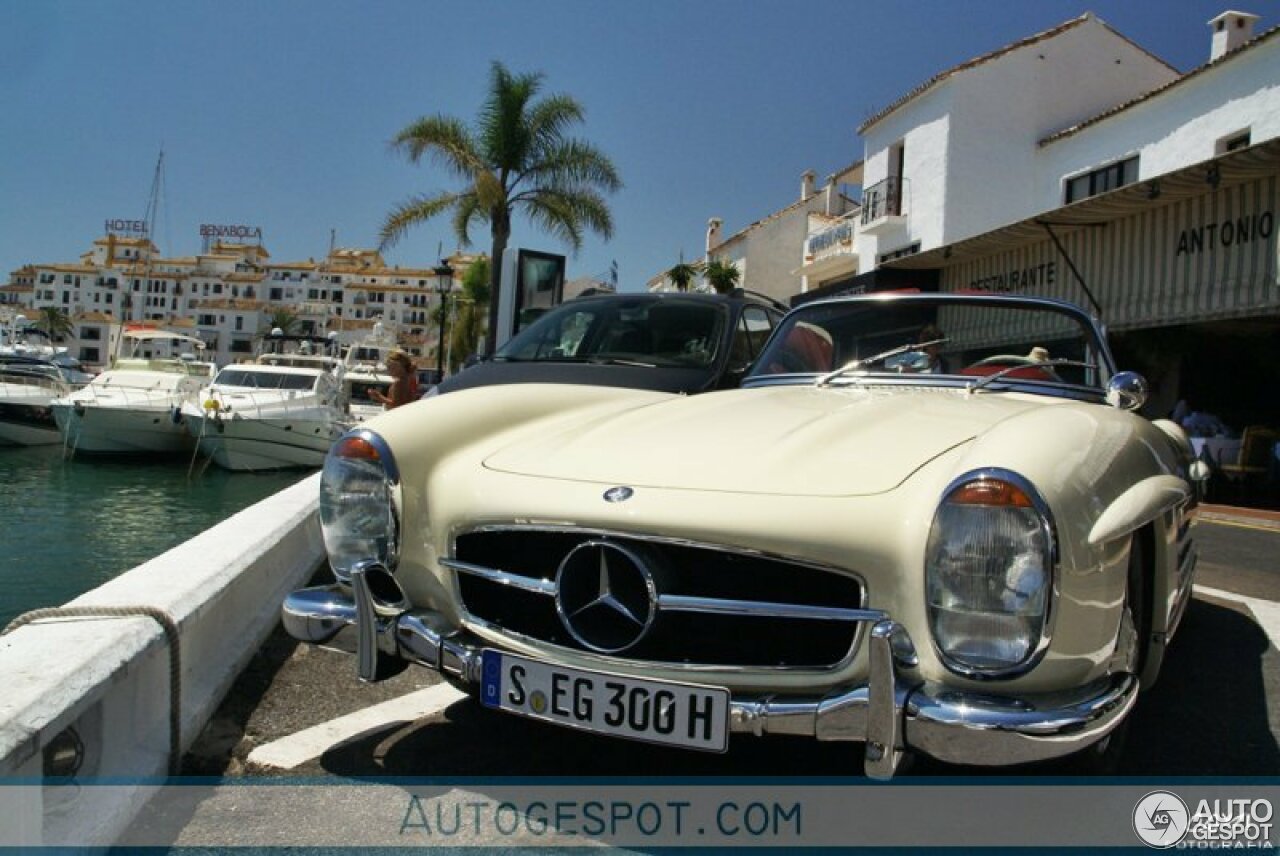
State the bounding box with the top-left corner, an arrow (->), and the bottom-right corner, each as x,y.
747,295 -> 1112,392
495,297 -> 727,369
214,368 -> 319,391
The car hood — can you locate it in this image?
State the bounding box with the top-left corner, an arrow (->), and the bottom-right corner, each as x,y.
483,385 -> 1046,497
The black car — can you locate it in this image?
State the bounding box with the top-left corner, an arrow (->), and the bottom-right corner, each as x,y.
431,290 -> 787,397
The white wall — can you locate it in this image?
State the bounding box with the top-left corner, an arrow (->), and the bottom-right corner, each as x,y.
857,14 -> 1181,271
0,473 -> 323,847
1040,38 -> 1280,206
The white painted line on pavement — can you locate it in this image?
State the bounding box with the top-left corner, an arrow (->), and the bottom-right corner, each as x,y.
247,682 -> 467,770
1195,585 -> 1280,651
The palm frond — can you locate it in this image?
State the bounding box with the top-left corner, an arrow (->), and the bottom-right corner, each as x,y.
449,194 -> 488,248
519,138 -> 622,194
390,115 -> 484,180
480,62 -> 542,169
378,191 -> 467,250
525,94 -> 585,155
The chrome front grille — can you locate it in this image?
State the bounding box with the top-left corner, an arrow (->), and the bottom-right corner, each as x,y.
449,528 -> 873,669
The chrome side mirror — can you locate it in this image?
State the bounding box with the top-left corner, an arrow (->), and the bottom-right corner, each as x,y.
1105,371 -> 1148,411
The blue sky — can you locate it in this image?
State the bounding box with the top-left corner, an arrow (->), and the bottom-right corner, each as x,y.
0,0 -> 1255,291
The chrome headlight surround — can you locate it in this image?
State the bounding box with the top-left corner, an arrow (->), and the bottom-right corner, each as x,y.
319,428 -> 401,583
925,468 -> 1057,679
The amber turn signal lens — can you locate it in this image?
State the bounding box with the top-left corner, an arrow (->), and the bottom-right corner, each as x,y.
949,479 -> 1034,508
334,435 -> 381,462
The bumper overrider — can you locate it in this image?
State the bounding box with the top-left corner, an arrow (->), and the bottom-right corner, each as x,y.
282,563 -> 1137,780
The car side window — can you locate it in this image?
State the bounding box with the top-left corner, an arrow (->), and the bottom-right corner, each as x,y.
730,306 -> 775,369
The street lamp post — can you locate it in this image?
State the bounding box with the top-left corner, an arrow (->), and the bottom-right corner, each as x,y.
434,261 -> 454,383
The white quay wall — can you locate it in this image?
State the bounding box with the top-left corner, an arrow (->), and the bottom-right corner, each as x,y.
0,472 -> 323,847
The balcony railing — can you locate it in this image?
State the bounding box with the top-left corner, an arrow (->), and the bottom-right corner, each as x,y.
860,176 -> 907,226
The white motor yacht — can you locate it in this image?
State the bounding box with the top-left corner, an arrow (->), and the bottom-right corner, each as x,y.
0,355 -> 87,446
339,324 -> 399,423
50,331 -> 215,455
181,333 -> 348,471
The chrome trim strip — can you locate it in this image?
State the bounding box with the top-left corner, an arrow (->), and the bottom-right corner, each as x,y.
451,524 -> 867,601
442,558 -> 556,595
659,594 -> 881,623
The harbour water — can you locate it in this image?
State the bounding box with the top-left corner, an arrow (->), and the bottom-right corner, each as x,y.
0,445 -> 308,629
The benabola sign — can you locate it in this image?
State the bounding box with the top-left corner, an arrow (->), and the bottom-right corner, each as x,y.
200,224 -> 263,240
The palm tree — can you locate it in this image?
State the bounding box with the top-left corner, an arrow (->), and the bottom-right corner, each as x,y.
704,259 -> 741,294
666,259 -> 703,293
35,306 -> 73,342
262,308 -> 301,336
379,61 -> 621,355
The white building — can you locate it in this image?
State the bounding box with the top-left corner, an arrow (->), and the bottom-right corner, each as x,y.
654,165 -> 861,301
4,237 -> 473,369
675,8 -> 1279,428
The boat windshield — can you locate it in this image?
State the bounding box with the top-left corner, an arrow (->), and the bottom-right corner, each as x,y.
214,368 -> 319,391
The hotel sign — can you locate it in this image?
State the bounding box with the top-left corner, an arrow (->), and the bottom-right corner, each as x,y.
200,224 -> 263,240
105,218 -> 148,235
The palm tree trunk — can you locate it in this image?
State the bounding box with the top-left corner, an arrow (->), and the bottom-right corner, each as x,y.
484,212 -> 511,356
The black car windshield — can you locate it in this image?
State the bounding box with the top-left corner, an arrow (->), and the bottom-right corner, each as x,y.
495,297 -> 727,369
746,295 -> 1112,392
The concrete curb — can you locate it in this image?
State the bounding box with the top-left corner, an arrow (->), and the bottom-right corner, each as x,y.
0,472 -> 323,847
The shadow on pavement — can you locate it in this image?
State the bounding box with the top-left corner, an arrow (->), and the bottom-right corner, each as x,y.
1120,597 -> 1278,775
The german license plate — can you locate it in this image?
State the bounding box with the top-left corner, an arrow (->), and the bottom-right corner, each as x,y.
480,650 -> 730,752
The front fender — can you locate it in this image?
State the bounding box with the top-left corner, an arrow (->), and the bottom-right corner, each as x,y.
1087,475 -> 1190,546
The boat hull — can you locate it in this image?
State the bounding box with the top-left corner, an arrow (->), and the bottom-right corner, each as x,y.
185,409 -> 344,471
52,401 -> 193,454
0,401 -> 62,446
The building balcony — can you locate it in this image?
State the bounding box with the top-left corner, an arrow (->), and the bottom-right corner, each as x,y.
860,176 -> 908,234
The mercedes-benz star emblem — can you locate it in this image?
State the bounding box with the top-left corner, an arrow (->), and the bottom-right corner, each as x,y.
555,540 -> 657,653
603,486 -> 634,503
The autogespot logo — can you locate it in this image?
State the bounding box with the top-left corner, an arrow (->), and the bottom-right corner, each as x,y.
1134,790 -> 1190,848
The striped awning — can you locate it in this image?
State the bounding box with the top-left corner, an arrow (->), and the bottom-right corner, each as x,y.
886,140 -> 1280,330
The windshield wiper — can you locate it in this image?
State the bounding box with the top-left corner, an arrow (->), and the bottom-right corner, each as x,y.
589,356 -> 657,368
966,359 -> 1097,393
815,337 -> 948,387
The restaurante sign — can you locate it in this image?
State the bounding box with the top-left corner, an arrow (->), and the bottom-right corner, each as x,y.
968,260 -> 1057,293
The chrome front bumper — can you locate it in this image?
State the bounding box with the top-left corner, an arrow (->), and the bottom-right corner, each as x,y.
283,567 -> 1137,780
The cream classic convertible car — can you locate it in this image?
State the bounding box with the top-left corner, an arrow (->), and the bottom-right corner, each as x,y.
283,292 -> 1204,777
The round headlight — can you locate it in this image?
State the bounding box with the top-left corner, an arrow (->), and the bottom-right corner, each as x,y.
320,430 -> 401,582
925,470 -> 1055,677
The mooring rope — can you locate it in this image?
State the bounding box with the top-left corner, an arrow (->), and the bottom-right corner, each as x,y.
2,606 -> 182,776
